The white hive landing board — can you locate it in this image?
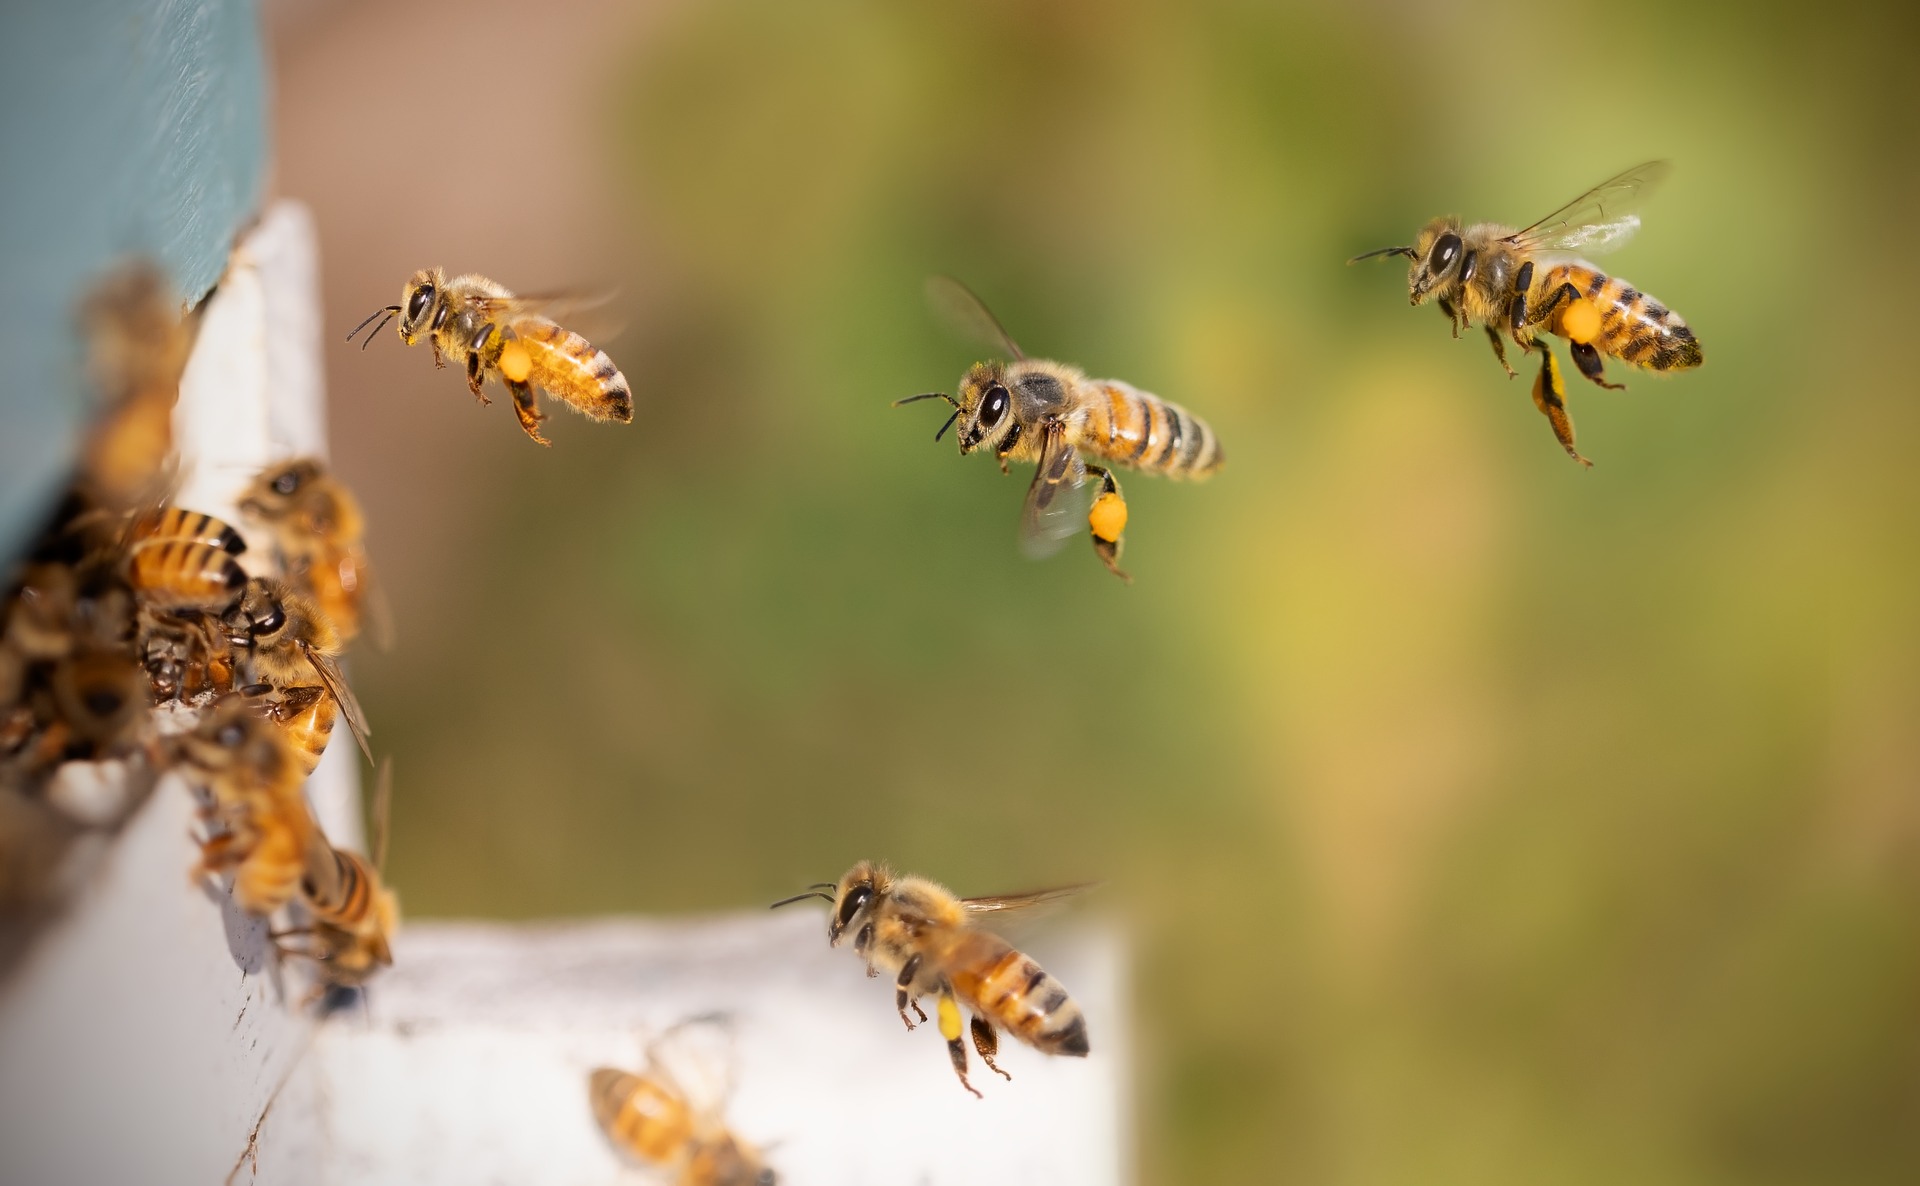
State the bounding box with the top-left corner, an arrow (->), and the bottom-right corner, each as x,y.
0,201 -> 354,1186
307,912 -> 1130,1186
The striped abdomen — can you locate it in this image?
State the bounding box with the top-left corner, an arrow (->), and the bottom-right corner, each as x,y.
943,930 -> 1090,1057
266,685 -> 335,774
302,843 -> 379,928
130,507 -> 245,553
509,320 -> 634,422
127,540 -> 247,610
588,1068 -> 691,1166
1078,380 -> 1223,479
1542,263 -> 1702,371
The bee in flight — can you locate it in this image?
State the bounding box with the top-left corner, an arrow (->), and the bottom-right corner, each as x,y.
588,1015 -> 777,1186
1352,161 -> 1703,466
347,269 -> 633,446
897,277 -> 1223,581
773,860 -> 1091,1097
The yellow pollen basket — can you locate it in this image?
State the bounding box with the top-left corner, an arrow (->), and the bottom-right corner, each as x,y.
1557,298 -> 1602,345
498,340 -> 533,383
1088,491 -> 1128,543
937,995 -> 964,1041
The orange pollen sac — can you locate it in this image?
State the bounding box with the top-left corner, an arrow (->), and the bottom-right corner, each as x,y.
1088,491 -> 1128,543
498,340 -> 533,383
1557,298 -> 1602,345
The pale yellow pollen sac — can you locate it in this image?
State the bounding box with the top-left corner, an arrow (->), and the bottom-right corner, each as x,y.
937,995 -> 964,1041
1088,491 -> 1128,543
1557,297 -> 1602,345
498,339 -> 533,383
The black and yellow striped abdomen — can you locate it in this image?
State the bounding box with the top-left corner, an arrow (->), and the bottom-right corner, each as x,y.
1541,263 -> 1702,371
944,931 -> 1090,1057
1076,380 -> 1223,479
130,507 -> 245,553
588,1068 -> 692,1166
127,540 -> 247,610
508,320 -> 634,423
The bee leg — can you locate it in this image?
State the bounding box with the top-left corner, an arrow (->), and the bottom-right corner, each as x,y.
1484,325 -> 1516,378
896,955 -> 923,1029
1568,339 -> 1625,391
505,378 -> 552,447
1438,295 -> 1462,339
937,988 -> 982,1098
1083,465 -> 1131,584
1529,347 -> 1591,468
462,349 -> 493,405
971,1014 -> 1012,1081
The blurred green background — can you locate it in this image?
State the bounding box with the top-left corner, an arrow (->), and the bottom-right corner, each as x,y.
277,0 -> 1919,1182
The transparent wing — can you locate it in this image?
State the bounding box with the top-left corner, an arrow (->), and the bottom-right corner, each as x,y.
643,1013 -> 737,1117
925,275 -> 1025,360
962,883 -> 1098,915
1505,160 -> 1670,256
370,756 -> 392,873
1019,419 -> 1089,560
467,289 -> 626,341
305,647 -> 373,764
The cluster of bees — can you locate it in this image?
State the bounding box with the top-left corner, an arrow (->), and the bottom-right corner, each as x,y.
0,265 -> 395,996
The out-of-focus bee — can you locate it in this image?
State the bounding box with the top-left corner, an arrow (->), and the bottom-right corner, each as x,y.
238,458 -> 386,647
588,1017 -> 777,1186
174,698 -> 318,916
347,269 -> 633,446
283,758 -> 398,988
898,278 -> 1223,582
76,262 -> 189,515
773,860 -> 1091,1097
129,507 -> 246,555
126,539 -> 248,614
223,579 -> 371,765
1351,160 -> 1703,467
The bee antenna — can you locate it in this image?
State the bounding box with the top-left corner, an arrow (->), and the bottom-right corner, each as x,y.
1347,246 -> 1417,265
807,882 -> 837,891
346,305 -> 402,347
932,408 -> 962,443
769,891 -> 834,910
892,392 -> 958,408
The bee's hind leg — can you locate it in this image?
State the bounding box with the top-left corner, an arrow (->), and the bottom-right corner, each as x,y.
505,379 -> 551,447
937,987 -> 983,1098
1529,346 -> 1591,468
1568,339 -> 1626,390
971,1014 -> 1012,1081
1485,325 -> 1517,378
1084,465 -> 1131,584
464,350 -> 491,405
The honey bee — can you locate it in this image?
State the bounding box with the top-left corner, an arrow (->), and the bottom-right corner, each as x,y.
898,278 -> 1223,581
588,1018 -> 777,1186
129,506 -> 246,555
126,539 -> 247,613
238,459 -> 384,646
76,262 -> 189,515
282,759 -> 398,988
1352,160 -> 1703,467
224,579 -> 372,765
347,269 -> 633,446
174,698 -> 318,916
773,861 -> 1091,1097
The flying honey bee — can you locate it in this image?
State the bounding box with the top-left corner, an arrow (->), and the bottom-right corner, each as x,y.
347,269 -> 633,446
773,860 -> 1091,1097
238,458 -> 385,647
224,579 -> 372,765
174,698 -> 319,916
588,1017 -> 777,1186
897,277 -> 1224,582
1352,160 -> 1703,467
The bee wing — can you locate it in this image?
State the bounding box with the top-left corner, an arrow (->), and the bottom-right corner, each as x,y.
355,551 -> 398,653
1019,419 -> 1090,560
469,290 -> 626,341
1504,160 -> 1671,256
961,882 -> 1099,916
642,1013 -> 737,1116
925,275 -> 1025,361
304,645 -> 373,764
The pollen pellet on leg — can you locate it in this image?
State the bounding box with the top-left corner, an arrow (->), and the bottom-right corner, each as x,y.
1088,491 -> 1128,543
1557,298 -> 1601,344
497,339 -> 533,383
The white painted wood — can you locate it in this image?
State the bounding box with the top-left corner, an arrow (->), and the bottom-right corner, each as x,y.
0,201 -> 348,1186
306,913 -> 1129,1186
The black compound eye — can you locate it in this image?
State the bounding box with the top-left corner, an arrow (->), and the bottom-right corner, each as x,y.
837,885 -> 872,930
406,284 -> 434,324
216,723 -> 246,747
757,1170 -> 777,1186
978,385 -> 1010,430
1429,232 -> 1462,274
251,607 -> 286,637
271,471 -> 300,496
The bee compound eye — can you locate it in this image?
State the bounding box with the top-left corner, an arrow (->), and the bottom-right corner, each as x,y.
979,385 -> 1010,430
837,885 -> 872,930
1430,232 -> 1462,274
252,608 -> 286,636
757,1170 -> 777,1186
406,284 -> 434,324
272,471 -> 300,496
216,723 -> 245,746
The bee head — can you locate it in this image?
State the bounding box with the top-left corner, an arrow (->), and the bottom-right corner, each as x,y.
1406,217 -> 1466,306
240,458 -> 322,521
225,579 -> 337,658
396,268 -> 443,345
176,694 -> 276,774
951,362 -> 1020,455
692,1136 -> 777,1186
